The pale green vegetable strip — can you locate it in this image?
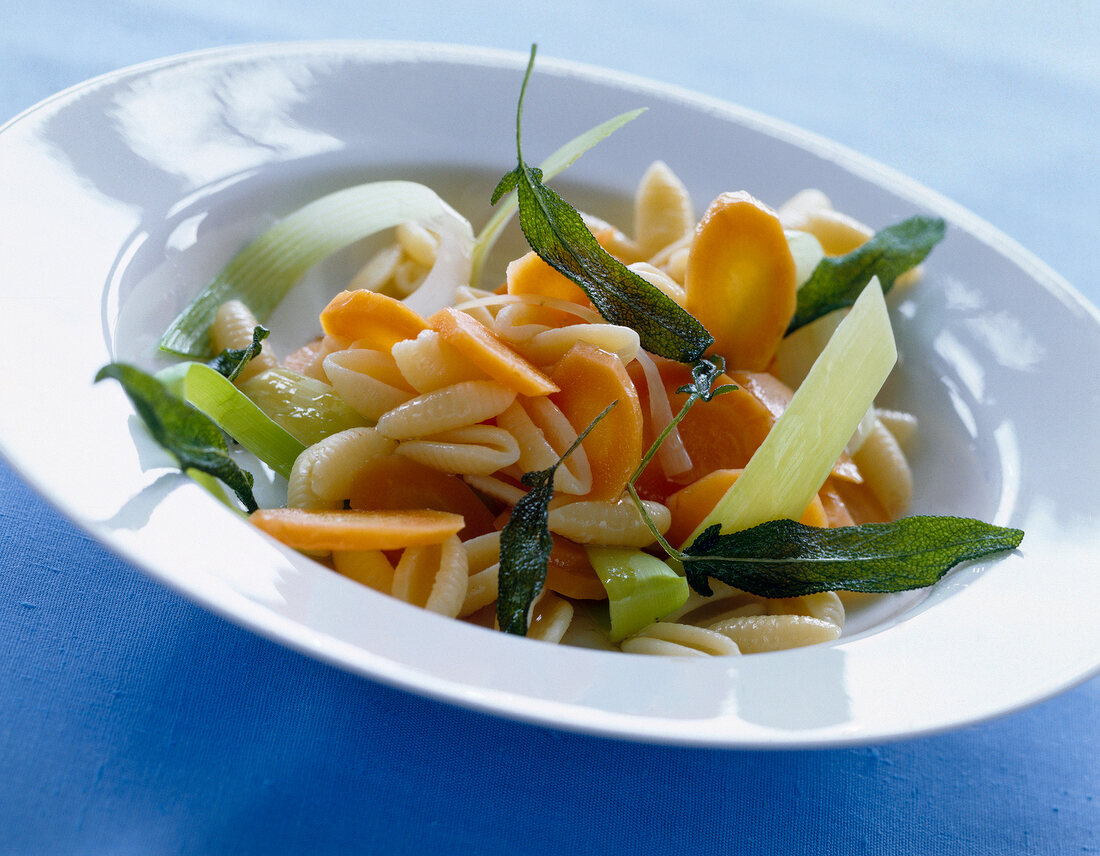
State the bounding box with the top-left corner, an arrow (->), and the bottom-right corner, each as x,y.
683,278 -> 897,546
470,108 -> 646,286
158,363 -> 305,480
238,368 -> 367,448
585,547 -> 690,642
160,181 -> 474,357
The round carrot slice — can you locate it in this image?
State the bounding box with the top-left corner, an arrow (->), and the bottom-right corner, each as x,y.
684,191 -> 796,371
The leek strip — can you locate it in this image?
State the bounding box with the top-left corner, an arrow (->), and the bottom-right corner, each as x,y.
684,278 -> 897,546
586,547 -> 690,642
470,108 -> 646,286
160,181 -> 474,358
158,362 -> 305,480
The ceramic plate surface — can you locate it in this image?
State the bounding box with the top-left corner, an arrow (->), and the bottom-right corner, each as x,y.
1,41 -> 1097,747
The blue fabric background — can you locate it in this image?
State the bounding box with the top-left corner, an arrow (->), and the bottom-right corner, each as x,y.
2,2 -> 1098,852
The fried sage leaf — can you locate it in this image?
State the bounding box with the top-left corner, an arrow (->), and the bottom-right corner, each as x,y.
208,325 -> 269,382
96,362 -> 258,512
683,516 -> 1024,598
497,401 -> 617,636
788,215 -> 946,333
492,46 -> 713,363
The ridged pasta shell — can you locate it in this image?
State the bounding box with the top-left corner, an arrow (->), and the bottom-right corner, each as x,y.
287,427 -> 397,509
621,622 -> 741,656
396,424 -> 520,475
375,380 -> 516,440
323,349 -> 415,422
211,299 -> 278,383
547,498 -> 670,547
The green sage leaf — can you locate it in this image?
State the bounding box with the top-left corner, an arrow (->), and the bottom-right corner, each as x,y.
683,516 -> 1023,598
208,325 -> 269,382
497,45 -> 713,363
788,215 -> 946,333
95,362 -> 259,512
497,400 -> 617,636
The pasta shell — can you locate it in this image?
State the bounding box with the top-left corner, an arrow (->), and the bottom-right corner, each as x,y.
633,160 -> 694,258
375,380 -> 516,440
287,427 -> 397,509
396,424 -> 520,475
547,498 -> 671,547
391,535 -> 469,618
620,622 -> 741,656
211,299 -> 278,382
323,349 -> 415,422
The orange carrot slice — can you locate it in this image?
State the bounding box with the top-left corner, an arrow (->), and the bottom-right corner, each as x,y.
506,250 -> 591,305
250,507 -> 463,551
429,306 -> 558,397
684,191 -> 797,371
550,342 -> 643,502
320,289 -> 429,350
666,469 -> 826,546
348,454 -> 496,539
630,361 -> 774,503
545,534 -> 608,601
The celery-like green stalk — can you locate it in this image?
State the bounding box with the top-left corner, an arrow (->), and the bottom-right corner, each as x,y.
160,181 -> 474,358
684,278 -> 897,545
158,362 -> 306,480
470,108 -> 645,286
585,547 -> 689,642
237,368 -> 367,448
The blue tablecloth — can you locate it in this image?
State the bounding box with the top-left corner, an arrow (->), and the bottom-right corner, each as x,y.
3,2 -> 1098,852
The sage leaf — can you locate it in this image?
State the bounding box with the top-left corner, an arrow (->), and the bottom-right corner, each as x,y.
496,465 -> 558,636
95,362 -> 259,512
208,325 -> 269,382
788,215 -> 946,333
497,401 -> 617,635
683,516 -> 1023,598
496,46 -> 713,363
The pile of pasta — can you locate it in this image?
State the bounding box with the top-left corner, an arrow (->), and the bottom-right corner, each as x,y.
230,162 -> 918,656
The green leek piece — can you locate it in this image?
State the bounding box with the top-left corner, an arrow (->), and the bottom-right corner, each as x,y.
159,181 -> 474,358
237,368 -> 367,447
684,277 -> 897,545
585,546 -> 690,642
470,107 -> 645,286
157,362 -> 306,480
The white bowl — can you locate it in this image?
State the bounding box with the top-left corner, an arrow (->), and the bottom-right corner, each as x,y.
1,41 -> 1097,747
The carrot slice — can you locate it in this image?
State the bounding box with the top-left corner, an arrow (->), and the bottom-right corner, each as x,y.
429,307 -> 559,397
320,289 -> 429,349
545,534 -> 608,600
506,250 -> 591,305
630,361 -> 774,503
684,191 -> 797,371
250,508 -> 463,551
348,454 -> 496,539
666,468 -> 826,546
550,342 -> 644,502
